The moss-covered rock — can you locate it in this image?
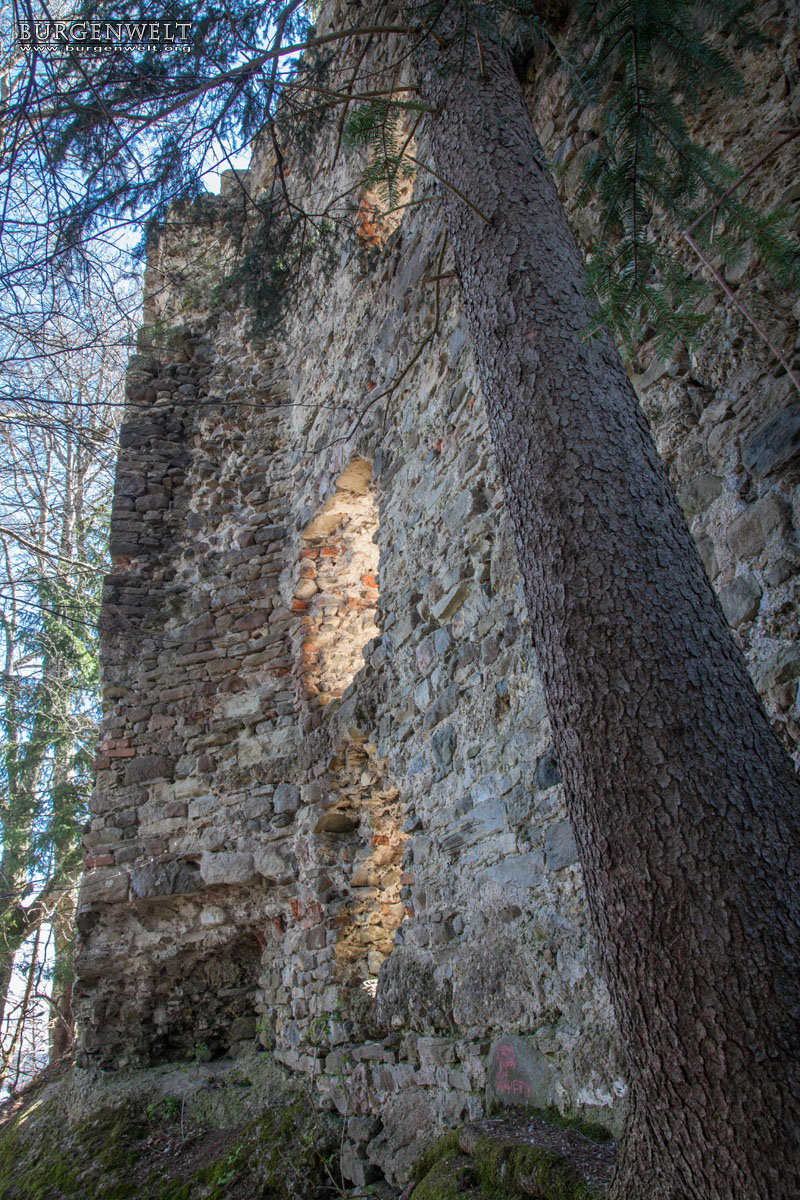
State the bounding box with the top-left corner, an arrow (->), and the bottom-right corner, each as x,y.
412,1154 -> 486,1200
472,1136 -> 600,1200
410,1130 -> 463,1183
0,1101 -> 145,1199
409,1117 -> 611,1200
0,1061 -> 342,1200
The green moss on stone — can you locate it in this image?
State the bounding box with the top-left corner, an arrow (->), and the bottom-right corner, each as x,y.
0,1101 -> 148,1200
412,1154 -> 483,1200
534,1107 -> 614,1145
147,1090 -> 339,1200
0,1079 -> 342,1200
0,1105 -> 81,1199
410,1126 -> 605,1200
411,1130 -> 463,1182
473,1136 -> 600,1200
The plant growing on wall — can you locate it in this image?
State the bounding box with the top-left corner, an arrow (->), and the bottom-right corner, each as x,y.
1,0 -> 799,1194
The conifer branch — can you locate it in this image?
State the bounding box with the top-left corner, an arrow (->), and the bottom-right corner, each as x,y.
684,127 -> 800,237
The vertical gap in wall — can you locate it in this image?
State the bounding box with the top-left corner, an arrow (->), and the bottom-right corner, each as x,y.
334,747 -> 406,1006
295,458 -> 379,718
309,737 -> 407,1043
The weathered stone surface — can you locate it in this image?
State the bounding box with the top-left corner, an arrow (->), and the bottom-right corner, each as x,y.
754,646 -> 800,693
253,846 -> 294,882
481,853 -> 544,889
130,858 -> 202,898
718,573 -> 763,627
230,1015 -> 257,1040
431,723 -> 456,768
124,754 -> 172,784
742,405 -> 800,478
314,809 -> 359,833
432,582 -> 472,622
677,472 -> 723,519
80,868 -> 129,905
273,782 -> 300,814
200,906 -> 228,925
487,1036 -> 552,1108
726,495 -> 790,560
543,820 -> 579,872
696,535 -> 719,581
199,851 -> 257,886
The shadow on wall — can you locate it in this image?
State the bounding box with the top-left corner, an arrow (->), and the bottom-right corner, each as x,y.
148,930 -> 262,1061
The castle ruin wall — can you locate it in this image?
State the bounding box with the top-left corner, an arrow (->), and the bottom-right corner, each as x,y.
74,6 -> 800,1184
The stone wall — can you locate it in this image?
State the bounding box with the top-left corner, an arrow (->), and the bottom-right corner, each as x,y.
526,0 -> 800,761
74,4 -> 800,1187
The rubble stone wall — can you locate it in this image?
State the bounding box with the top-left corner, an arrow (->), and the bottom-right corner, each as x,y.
74,4 -> 800,1186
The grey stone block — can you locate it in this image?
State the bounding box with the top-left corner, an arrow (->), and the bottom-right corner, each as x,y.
80,868 -> 130,905
534,746 -> 561,790
199,851 -> 257,886
482,852 -> 544,889
431,723 -> 456,768
273,782 -> 300,813
544,819 -> 579,872
726,495 -> 790,560
677,473 -> 723,519
130,859 -> 202,898
718,573 -> 762,627
124,754 -> 172,785
487,1035 -> 552,1108
347,1116 -> 381,1145
229,1015 -> 257,1041
432,582 -> 472,622
742,405 -> 800,478
754,645 -> 800,693
253,846 -> 294,883
696,535 -> 719,580
433,626 -> 453,654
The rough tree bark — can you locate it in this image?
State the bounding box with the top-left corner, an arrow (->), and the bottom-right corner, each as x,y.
411,7 -> 800,1197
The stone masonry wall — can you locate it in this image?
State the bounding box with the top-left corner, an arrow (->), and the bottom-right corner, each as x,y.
74,4 -> 799,1187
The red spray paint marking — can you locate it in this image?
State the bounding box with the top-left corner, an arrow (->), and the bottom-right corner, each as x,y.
495,1041 -> 532,1100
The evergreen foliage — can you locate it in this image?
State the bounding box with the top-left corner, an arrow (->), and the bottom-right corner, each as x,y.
568,0 -> 799,355
2,0 -> 797,355
344,98 -> 422,208
0,297 -> 123,1079
327,0 -> 800,357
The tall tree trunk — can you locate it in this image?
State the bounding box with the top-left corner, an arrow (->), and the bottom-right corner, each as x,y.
0,924 -> 41,1092
0,945 -> 15,1037
0,889 -> 38,1033
411,8 -> 800,1197
50,892 -> 76,1061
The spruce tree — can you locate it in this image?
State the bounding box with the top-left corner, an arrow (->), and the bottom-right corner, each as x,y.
409,6 -> 800,1194
1,0 -> 799,1192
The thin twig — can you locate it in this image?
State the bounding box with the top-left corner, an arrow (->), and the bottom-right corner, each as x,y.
475,30 -> 486,79
682,229 -> 800,394
677,126 -> 800,395
684,127 -> 800,236
405,155 -> 491,222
